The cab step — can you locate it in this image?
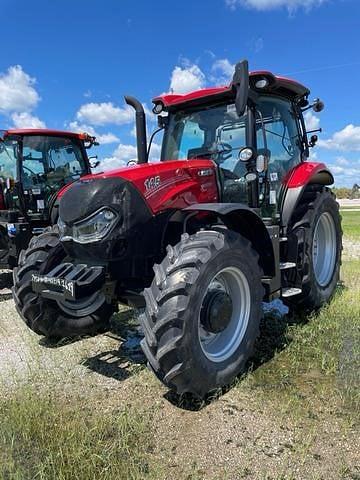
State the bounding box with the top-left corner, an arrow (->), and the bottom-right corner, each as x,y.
281,287 -> 302,298
279,236 -> 288,242
280,262 -> 296,270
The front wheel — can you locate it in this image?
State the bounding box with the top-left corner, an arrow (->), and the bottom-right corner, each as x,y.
140,229 -> 264,398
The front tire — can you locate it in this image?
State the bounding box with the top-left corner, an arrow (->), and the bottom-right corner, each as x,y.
12,227 -> 113,339
140,230 -> 264,398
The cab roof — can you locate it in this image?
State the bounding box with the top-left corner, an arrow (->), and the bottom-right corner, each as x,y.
4,128 -> 90,140
153,71 -> 310,110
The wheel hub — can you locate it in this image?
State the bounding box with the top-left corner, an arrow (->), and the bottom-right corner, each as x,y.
198,266 -> 251,363
200,290 -> 233,333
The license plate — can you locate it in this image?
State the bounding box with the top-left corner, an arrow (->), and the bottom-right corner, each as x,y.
32,273 -> 76,299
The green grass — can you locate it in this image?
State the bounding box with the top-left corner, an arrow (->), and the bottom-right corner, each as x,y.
341,210 -> 360,240
245,260 -> 360,422
0,389 -> 155,480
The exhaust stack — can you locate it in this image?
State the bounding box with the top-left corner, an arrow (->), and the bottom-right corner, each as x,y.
124,96 -> 148,164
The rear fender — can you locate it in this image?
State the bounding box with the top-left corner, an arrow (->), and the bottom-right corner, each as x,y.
281,162 -> 334,229
184,203 -> 276,277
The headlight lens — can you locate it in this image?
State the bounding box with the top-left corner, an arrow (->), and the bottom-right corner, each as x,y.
58,208 -> 118,244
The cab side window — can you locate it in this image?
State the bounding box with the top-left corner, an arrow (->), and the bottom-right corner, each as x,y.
179,120 -> 204,159
0,142 -> 17,181
256,96 -> 301,184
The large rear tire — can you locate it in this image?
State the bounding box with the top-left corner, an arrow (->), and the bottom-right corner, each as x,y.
12,227 -> 113,339
140,229 -> 264,398
286,188 -> 342,311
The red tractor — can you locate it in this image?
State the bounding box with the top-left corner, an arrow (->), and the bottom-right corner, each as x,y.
0,129 -> 96,284
13,61 -> 342,398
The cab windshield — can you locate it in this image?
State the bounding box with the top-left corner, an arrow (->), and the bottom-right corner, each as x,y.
161,103 -> 247,177
20,135 -> 88,190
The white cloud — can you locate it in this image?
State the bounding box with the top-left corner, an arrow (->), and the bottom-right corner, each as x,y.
331,165 -> 360,185
148,142 -> 161,162
0,65 -> 40,113
77,102 -> 134,126
95,140 -> 162,173
211,58 -> 234,84
225,0 -> 327,12
11,112 -> 46,129
170,63 -> 205,94
95,143 -> 137,172
336,156 -> 350,166
304,111 -> 320,131
68,121 -> 119,145
318,124 -> 360,151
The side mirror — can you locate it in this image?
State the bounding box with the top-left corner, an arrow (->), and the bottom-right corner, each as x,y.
232,59 -> 249,117
309,134 -> 318,148
313,98 -> 324,113
158,115 -> 168,129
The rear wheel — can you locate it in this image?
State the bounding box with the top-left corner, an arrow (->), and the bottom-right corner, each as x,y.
12,227 -> 113,339
140,229 -> 264,398
286,188 -> 342,311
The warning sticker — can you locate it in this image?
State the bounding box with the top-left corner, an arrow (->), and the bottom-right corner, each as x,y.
270,190 -> 277,205
37,199 -> 45,210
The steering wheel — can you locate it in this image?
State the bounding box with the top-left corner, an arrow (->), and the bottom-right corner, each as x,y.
22,165 -> 37,176
216,142 -> 233,164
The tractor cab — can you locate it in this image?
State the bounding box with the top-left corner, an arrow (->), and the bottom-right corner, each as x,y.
0,129 -> 95,268
0,129 -> 94,220
151,63 -> 322,218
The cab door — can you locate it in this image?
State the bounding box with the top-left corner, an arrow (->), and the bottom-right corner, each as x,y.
256,96 -> 302,212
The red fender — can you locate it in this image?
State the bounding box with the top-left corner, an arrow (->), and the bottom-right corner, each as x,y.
281,161 -> 334,229
284,162 -> 334,189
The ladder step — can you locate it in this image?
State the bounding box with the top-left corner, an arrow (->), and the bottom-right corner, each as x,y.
281,287 -> 302,298
280,262 -> 296,270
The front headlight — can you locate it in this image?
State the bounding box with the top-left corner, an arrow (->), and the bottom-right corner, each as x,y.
58,208 -> 119,244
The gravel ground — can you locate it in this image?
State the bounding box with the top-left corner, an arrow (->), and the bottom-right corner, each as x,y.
0,241 -> 359,479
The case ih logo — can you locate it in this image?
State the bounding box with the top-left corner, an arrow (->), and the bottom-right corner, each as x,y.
144,176 -> 161,192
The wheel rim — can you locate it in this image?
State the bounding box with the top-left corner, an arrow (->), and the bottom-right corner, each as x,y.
198,266 -> 251,363
312,212 -> 337,287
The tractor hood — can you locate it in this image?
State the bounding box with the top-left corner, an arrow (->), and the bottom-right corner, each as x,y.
58,159 -> 218,220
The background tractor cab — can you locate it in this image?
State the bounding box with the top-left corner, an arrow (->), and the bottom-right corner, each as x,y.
0,129 -> 95,269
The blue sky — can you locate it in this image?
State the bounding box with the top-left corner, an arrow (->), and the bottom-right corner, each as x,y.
0,0 -> 359,186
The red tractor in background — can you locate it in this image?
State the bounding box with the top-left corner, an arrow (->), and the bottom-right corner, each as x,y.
0,129 -> 96,285
13,60 -> 342,398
